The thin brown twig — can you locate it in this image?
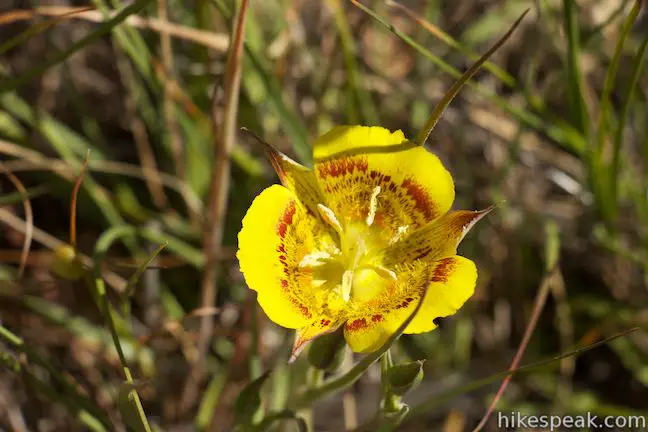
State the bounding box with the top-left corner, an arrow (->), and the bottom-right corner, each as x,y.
2,6 -> 229,52
472,267 -> 557,432
70,150 -> 90,250
158,0 -> 185,182
0,163 -> 33,279
180,0 -> 250,415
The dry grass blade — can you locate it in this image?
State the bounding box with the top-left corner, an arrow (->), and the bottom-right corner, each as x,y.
0,163 -> 33,279
472,267 -> 557,432
14,6 -> 229,52
411,7 -> 530,146
180,0 -> 251,415
0,6 -> 96,55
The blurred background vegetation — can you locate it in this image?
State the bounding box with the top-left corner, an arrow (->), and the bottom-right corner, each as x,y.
1,0 -> 648,430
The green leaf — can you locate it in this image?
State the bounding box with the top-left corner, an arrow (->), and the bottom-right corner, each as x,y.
234,371 -> 272,427
385,360 -> 425,397
307,328 -> 346,372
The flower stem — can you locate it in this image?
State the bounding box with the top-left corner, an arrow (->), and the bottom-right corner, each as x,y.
301,367 -> 324,430
380,350 -> 401,414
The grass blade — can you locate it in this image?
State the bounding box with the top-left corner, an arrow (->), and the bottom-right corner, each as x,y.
562,0 -> 590,137
611,0 -> 647,211
349,0 -> 584,154
411,6 -> 529,145
404,327 -> 638,424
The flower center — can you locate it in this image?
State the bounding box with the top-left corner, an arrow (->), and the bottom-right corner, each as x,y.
299,186 -> 399,303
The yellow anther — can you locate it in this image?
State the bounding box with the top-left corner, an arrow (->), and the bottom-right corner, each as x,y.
366,186 -> 381,226
317,204 -> 344,235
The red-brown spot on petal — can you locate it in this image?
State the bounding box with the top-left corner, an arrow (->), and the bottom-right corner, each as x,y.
432,257 -> 457,283
371,314 -> 383,323
347,318 -> 368,332
317,157 -> 368,179
277,201 -> 297,238
402,178 -> 436,220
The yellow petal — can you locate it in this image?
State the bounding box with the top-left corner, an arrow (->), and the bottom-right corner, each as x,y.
263,140 -> 327,216
313,126 -> 455,241
381,208 -> 493,267
405,256 -> 477,333
343,256 -> 477,352
313,125 -> 408,161
237,184 -> 334,329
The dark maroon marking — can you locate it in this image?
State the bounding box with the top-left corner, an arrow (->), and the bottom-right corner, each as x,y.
346,318 -> 369,331
401,178 -> 436,220
371,314 -> 383,323
432,257 -> 456,283
317,157 -> 369,179
277,201 -> 297,238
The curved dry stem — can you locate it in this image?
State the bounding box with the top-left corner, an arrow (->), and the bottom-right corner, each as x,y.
0,162 -> 33,279
472,267 -> 556,432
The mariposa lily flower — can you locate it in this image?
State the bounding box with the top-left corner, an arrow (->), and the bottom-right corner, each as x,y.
237,126 -> 490,359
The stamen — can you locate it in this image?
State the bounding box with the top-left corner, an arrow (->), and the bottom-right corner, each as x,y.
358,263 -> 397,280
366,186 -> 381,226
299,251 -> 332,269
341,270 -> 353,302
317,204 -> 344,235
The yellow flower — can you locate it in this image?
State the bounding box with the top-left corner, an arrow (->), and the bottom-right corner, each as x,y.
237,126 -> 490,359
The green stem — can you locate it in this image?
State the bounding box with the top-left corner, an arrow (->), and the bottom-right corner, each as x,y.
93,226 -> 154,432
380,350 -> 401,414
300,367 -> 325,430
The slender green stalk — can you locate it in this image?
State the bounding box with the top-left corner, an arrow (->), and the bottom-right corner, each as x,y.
562,0 -> 590,137
388,1 -> 517,89
595,0 -> 641,156
611,1 -> 648,211
93,226 -> 153,432
379,350 -> 401,414
120,241 -> 168,316
410,7 -> 529,145
350,0 -> 585,154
